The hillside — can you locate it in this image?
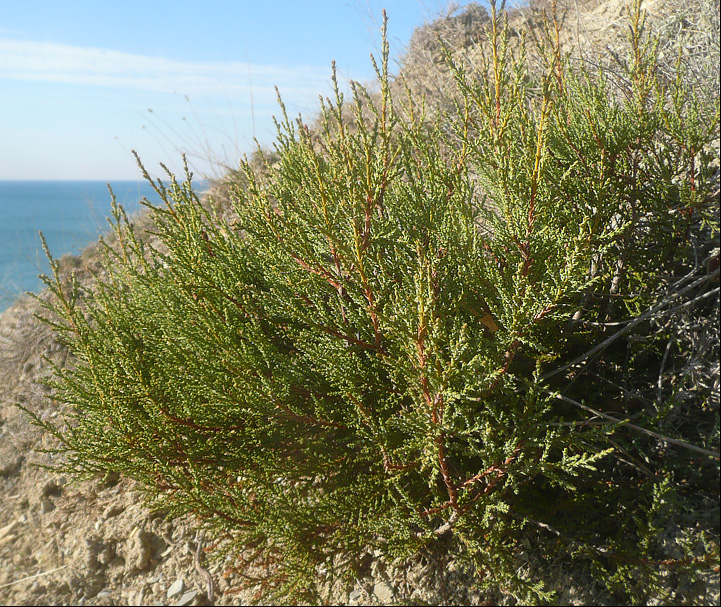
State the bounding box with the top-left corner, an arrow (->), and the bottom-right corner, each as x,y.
1,1 -> 718,605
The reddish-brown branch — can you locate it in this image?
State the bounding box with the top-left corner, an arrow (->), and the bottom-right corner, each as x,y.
355,193 -> 384,348
290,255 -> 342,290
363,283 -> 382,348
420,500 -> 455,519
415,311 -> 459,510
218,290 -> 249,317
533,305 -> 554,323
158,406 -> 246,434
361,194 -> 374,253
329,243 -> 349,323
314,322 -> 386,354
460,472 -> 506,509
436,433 -> 459,509
381,447 -> 419,473
482,338 -> 521,396
460,444 -> 522,489
419,447 -> 523,520
273,399 -> 345,430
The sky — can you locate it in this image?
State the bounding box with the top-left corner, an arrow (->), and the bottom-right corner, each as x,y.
0,0 -> 493,182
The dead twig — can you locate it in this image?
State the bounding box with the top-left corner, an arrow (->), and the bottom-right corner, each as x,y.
194,530 -> 215,602
0,565 -> 70,590
547,391 -> 720,459
542,271 -> 719,381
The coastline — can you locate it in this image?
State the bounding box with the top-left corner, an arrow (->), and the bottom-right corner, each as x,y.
0,179 -> 162,314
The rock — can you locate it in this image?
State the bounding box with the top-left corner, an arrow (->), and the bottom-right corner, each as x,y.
41,478 -> 64,498
167,577 -> 185,598
373,580 -> 394,603
0,520 -> 19,540
125,528 -> 153,572
174,589 -> 199,606
0,454 -> 24,477
97,543 -> 116,566
85,537 -> 115,570
349,587 -> 364,603
37,478 -> 63,513
84,538 -> 103,572
159,544 -> 174,559
29,581 -> 45,595
130,587 -> 146,604
102,505 -> 125,520
39,496 -> 55,513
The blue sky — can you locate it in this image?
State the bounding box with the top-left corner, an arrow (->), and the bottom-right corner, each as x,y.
1,0 -> 495,181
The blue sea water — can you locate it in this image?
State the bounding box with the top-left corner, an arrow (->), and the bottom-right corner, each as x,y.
0,180 -> 166,313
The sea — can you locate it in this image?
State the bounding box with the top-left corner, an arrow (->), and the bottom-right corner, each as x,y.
0,180 -> 176,314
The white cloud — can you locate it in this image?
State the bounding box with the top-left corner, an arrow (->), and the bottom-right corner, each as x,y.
0,38 -> 333,100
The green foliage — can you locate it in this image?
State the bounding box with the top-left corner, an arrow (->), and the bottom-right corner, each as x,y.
24,2 -> 718,604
